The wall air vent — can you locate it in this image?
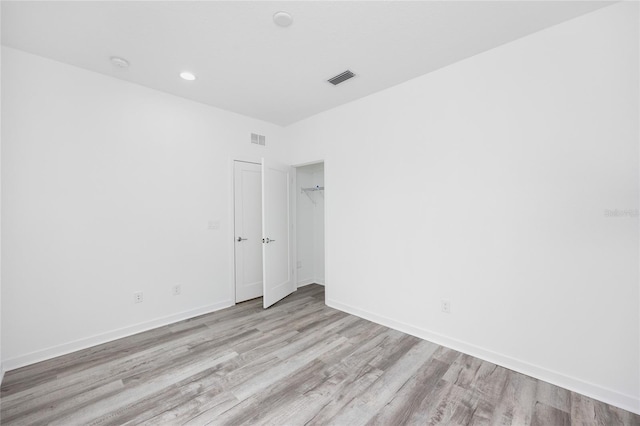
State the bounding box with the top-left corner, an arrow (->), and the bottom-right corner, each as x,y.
251,133 -> 266,146
327,70 -> 356,86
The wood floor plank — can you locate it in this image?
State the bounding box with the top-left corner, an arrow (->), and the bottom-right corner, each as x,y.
366,357 -> 450,425
531,401 -> 571,426
426,380 -> 484,425
1,339 -> 191,410
48,351 -> 238,426
1,379 -> 125,426
327,339 -> 439,426
465,361 -> 509,402
571,392 -> 640,426
2,284 -> 638,426
134,388 -> 239,426
231,334 -> 348,401
1,325 -> 178,391
304,363 -> 385,426
488,370 -> 538,426
535,379 -> 571,413
213,359 -> 329,425
1,321 -> 252,415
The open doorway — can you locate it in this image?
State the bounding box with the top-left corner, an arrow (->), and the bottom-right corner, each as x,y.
295,162 -> 325,289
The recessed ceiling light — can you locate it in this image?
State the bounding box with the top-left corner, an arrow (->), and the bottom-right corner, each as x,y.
180,71 -> 197,81
273,11 -> 293,27
110,56 -> 129,68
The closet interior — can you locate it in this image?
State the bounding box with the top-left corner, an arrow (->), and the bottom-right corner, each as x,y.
296,162 -> 325,287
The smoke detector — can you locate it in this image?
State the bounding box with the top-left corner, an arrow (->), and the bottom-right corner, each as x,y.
273,11 -> 293,27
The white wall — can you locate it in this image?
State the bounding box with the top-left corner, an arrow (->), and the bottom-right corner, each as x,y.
1,47 -> 287,368
296,164 -> 325,286
286,3 -> 639,413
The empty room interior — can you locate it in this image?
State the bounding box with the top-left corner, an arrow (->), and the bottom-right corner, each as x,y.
1,1 -> 639,424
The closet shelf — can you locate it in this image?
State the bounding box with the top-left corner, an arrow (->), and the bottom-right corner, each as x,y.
301,186 -> 324,205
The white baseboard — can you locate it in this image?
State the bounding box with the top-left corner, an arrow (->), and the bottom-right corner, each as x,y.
3,300 -> 234,371
298,278 -> 325,288
0,364 -> 4,385
297,278 -> 315,287
326,298 -> 640,415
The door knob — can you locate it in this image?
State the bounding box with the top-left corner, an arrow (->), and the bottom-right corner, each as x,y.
236,237 -> 247,242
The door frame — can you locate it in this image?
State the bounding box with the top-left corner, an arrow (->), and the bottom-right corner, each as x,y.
292,159 -> 327,301
229,156 -> 326,306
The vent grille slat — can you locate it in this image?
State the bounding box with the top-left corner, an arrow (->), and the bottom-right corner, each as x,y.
328,70 -> 355,85
251,133 -> 266,146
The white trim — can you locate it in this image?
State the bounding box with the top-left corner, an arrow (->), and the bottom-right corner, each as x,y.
326,298 -> 640,415
291,159 -> 325,168
0,364 -> 5,386
291,169 -> 298,292
322,160 -> 329,302
314,278 -> 325,286
3,300 -> 233,371
229,157 -> 238,306
297,278 -> 315,287
232,156 -> 262,166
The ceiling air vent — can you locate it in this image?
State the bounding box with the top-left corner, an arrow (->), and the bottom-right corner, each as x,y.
251,133 -> 266,146
328,70 -> 356,86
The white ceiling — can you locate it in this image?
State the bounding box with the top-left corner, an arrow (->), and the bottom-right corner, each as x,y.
1,1 -> 612,126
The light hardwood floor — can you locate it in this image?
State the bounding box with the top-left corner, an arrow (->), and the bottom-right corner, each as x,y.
1,284 -> 638,425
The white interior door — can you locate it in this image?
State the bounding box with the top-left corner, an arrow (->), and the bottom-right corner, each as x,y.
234,161 -> 263,303
262,158 -> 294,308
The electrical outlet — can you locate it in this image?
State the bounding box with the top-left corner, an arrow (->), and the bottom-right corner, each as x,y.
134,292 -> 144,304
441,299 -> 451,314
173,284 -> 182,296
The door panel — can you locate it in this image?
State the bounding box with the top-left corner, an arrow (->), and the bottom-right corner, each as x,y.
262,158 -> 294,308
234,161 -> 263,303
